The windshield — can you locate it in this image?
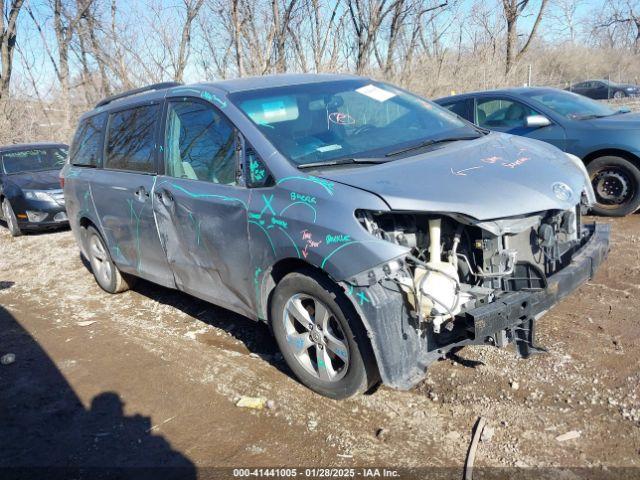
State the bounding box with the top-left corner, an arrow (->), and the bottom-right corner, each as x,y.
2,147 -> 67,174
230,80 -> 479,166
523,90 -> 616,119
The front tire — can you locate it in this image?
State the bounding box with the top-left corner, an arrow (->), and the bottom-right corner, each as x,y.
587,155 -> 640,216
2,199 -> 22,237
85,226 -> 132,293
270,270 -> 378,399
613,90 -> 626,99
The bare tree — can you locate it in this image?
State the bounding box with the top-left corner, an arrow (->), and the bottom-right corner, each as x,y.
0,0 -> 24,99
347,0 -> 402,73
174,0 -> 205,81
502,0 -> 549,73
596,0 -> 640,52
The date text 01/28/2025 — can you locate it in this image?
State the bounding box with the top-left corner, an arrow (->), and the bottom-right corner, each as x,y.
232,468 -> 401,477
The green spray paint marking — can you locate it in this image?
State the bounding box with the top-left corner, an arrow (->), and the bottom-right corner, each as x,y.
345,284 -> 369,306
188,212 -> 202,246
271,217 -> 288,229
161,182 -> 248,210
253,267 -> 263,311
279,201 -> 317,223
260,194 -> 276,216
326,234 -> 350,245
320,240 -> 386,269
276,176 -> 335,195
248,212 -> 262,220
67,169 -> 81,178
200,90 -> 227,108
127,199 -> 144,271
289,192 -> 316,204
356,291 -> 370,305
113,244 -> 126,262
248,221 -> 276,255
249,158 -> 266,182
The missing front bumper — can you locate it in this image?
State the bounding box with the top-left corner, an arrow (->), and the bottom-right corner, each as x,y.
464,222 -> 610,344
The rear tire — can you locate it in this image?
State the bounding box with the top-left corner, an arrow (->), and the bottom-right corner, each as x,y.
270,270 -> 379,399
2,199 -> 22,237
587,155 -> 640,216
85,225 -> 132,293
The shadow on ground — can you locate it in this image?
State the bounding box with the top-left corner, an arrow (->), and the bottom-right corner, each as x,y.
0,302 -> 196,479
79,252 -> 287,375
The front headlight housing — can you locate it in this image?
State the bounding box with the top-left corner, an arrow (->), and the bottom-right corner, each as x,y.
565,153 -> 595,205
23,189 -> 54,202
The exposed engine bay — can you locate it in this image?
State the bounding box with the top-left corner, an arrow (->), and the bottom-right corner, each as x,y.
357,204 -> 587,335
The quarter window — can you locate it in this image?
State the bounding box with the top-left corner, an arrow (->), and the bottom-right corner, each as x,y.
70,113 -> 106,166
164,100 -> 237,185
105,105 -> 159,173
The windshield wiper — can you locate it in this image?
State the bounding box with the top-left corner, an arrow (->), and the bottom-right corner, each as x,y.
385,134 -> 481,157
297,157 -> 389,169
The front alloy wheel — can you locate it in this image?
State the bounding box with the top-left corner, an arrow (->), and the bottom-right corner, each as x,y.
271,271 -> 378,399
283,294 -> 350,382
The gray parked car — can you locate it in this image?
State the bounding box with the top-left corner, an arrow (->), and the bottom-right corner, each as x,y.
62,75 -> 609,398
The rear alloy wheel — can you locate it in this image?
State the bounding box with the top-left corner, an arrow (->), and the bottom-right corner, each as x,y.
85,226 -> 132,293
2,199 -> 22,237
271,271 -> 378,399
588,156 -> 640,216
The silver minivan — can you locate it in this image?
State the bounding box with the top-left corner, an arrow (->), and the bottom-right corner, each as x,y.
63,75 -> 609,398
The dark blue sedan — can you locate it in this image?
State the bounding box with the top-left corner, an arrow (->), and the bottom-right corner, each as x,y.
0,143 -> 69,236
435,87 -> 640,216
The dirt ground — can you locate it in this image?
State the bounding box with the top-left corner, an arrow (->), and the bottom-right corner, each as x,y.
0,215 -> 639,477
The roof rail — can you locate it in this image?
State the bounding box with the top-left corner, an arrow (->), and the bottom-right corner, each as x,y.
95,82 -> 182,108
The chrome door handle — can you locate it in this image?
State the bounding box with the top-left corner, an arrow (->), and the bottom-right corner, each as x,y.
134,186 -> 150,201
156,188 -> 174,206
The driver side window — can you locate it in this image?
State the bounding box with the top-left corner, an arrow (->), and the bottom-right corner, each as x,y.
164,100 -> 237,185
476,98 -> 538,129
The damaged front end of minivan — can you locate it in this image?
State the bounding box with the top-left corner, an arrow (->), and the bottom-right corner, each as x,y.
340,196 -> 609,390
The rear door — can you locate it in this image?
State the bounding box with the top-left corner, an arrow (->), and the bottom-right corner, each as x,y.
91,102 -> 174,287
153,96 -> 253,315
474,95 -> 567,150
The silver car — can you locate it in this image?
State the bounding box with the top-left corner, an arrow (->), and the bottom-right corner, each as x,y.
62,74 -> 609,399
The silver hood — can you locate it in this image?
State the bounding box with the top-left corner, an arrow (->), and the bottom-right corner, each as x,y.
317,133 -> 588,221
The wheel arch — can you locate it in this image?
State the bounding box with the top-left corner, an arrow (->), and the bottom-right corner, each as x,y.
260,257 -> 338,322
77,216 -> 101,256
583,148 -> 640,168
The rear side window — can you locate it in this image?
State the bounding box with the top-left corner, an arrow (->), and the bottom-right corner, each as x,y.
441,99 -> 472,122
105,104 -> 159,173
70,113 -> 106,166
